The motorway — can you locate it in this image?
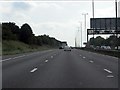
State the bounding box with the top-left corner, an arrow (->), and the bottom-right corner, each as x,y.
2,49 -> 118,88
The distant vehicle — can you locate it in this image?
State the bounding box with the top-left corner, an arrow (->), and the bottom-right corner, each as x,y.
90,45 -> 94,49
106,46 -> 111,50
70,46 -> 74,49
59,46 -> 63,49
96,46 -> 100,49
100,46 -> 111,50
64,46 -> 71,51
100,46 -> 107,50
115,46 -> 120,50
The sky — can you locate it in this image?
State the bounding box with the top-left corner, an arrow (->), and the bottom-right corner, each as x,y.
0,0 -> 119,46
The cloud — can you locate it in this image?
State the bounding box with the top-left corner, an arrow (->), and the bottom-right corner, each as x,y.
29,20 -> 77,46
95,6 -> 115,18
0,2 -> 12,15
26,2 -> 64,11
12,2 -> 31,11
1,1 -> 115,46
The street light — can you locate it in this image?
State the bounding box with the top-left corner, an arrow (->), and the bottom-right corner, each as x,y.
92,0 -> 95,48
92,0 -> 94,18
77,27 -> 80,47
115,0 -> 118,50
78,21 -> 82,47
75,27 -> 80,47
82,13 -> 88,43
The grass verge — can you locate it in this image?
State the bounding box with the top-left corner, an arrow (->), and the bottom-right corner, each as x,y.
2,40 -> 54,55
80,48 -> 120,58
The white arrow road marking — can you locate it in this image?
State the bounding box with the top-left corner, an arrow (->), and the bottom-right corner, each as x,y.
30,68 -> 38,73
45,60 -> 48,63
104,69 -> 112,74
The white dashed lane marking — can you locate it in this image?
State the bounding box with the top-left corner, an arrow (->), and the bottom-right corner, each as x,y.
83,57 -> 86,59
107,75 -> 114,78
30,68 -> 38,73
89,60 -> 94,63
45,60 -> 48,63
104,69 -> 112,74
51,56 -> 53,58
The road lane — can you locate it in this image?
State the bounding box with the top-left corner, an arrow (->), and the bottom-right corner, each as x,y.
2,49 -> 60,69
2,49 -> 118,88
75,49 -> 118,76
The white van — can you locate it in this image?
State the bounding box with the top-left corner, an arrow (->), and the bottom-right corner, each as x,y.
64,46 -> 71,51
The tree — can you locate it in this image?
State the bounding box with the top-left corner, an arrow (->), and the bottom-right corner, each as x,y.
2,22 -> 62,48
36,36 -> 42,46
89,35 -> 119,47
94,36 -> 105,46
89,36 -> 105,46
2,22 -> 18,40
20,23 -> 33,44
105,35 -> 117,47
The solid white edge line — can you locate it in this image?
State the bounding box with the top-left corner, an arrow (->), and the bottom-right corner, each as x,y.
104,69 -> 112,74
12,55 -> 25,59
1,50 -> 53,62
30,68 -> 38,73
1,55 -> 26,62
1,49 -> 52,62
1,58 -> 12,62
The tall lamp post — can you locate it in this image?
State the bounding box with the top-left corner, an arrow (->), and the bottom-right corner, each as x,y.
82,13 -> 88,44
79,21 -> 82,47
75,27 -> 80,47
115,0 -> 118,50
92,0 -> 95,48
80,22 -> 82,47
77,27 -> 80,47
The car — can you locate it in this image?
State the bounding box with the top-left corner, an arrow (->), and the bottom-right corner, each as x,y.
115,46 -> 120,50
59,46 -> 63,49
106,46 -> 111,50
64,46 -> 71,51
70,46 -> 75,49
100,46 -> 111,50
100,46 -> 107,50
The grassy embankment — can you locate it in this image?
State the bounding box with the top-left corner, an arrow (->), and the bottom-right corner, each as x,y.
2,40 -> 54,55
81,48 -> 120,58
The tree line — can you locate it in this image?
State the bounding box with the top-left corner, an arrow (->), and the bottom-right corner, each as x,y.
89,35 -> 120,48
2,22 -> 62,47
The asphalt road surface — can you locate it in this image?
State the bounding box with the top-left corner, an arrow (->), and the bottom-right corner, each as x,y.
2,49 -> 119,88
